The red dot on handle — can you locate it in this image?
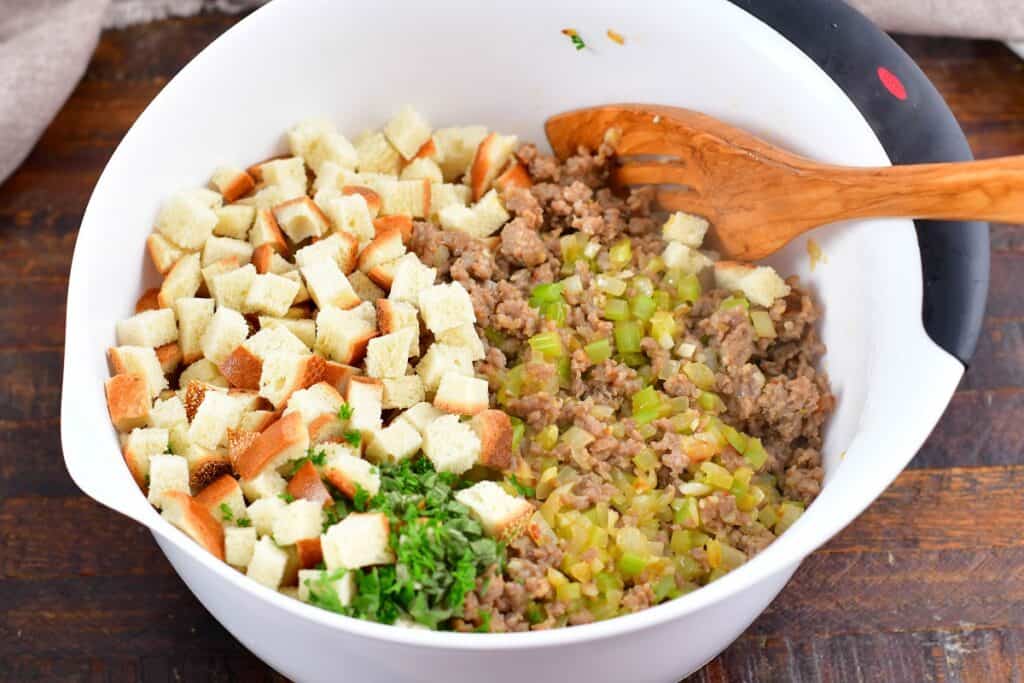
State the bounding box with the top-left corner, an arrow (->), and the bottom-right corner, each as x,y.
877,66 -> 907,100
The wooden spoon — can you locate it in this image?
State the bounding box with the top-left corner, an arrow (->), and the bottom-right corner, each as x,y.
545,103 -> 1021,260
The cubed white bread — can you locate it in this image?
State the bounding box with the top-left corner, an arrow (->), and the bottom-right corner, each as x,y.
315,304 -> 377,364
469,409 -> 514,471
236,411 -> 311,480
155,343 -> 183,375
179,358 -> 230,389
258,352 -> 327,409
250,208 -> 289,253
122,427 -> 168,487
345,376 -> 383,434
381,375 -> 425,410
161,491 -> 226,560
202,236 -> 253,267
210,166 -> 256,202
247,536 -> 289,589
357,227 -> 406,275
400,157 -> 443,184
218,344 -> 263,390
230,389 -> 263,412
225,526 -> 258,568
256,157 -> 308,196
434,125 -> 488,181
253,245 -> 294,275
174,297 -> 215,363
201,257 -> 241,299
365,419 -> 422,464
435,323 -> 484,361
388,253 -> 436,308
321,512 -> 394,570
294,232 -> 359,274
214,204 -> 256,239
410,135 -> 440,162
396,401 -> 443,436
257,317 -> 315,350
320,193 -> 376,245
212,263 -> 257,311
494,161 -> 532,193
422,414 -> 480,475
415,342 -> 474,393
188,390 -> 245,449
274,197 -> 331,244
244,324 -> 309,359
316,362 -> 356,397
365,329 -> 416,379
341,186 -> 382,218
454,480 -> 533,541
433,372 -> 489,416
384,105 -> 432,160
376,300 -> 420,357
240,184 -> 299,211
354,130 -> 402,175
108,345 -> 168,398
281,270 -> 310,305
238,410 -> 275,433
242,470 -> 288,505
146,233 -> 186,274
322,442 -> 381,498
194,473 -> 247,525
366,258 -> 398,291
439,188 -> 509,238
662,242 -> 714,275
284,381 -> 344,428
378,179 -> 430,218
200,306 -> 249,365
417,282 -> 475,335
147,453 -> 190,508
298,568 -> 355,605
301,259 -> 360,310
662,212 -> 709,248
713,261 -> 791,307
272,499 -> 325,545
312,160 -> 346,195
116,308 -> 177,348
105,374 -> 152,432
348,270 -> 385,302
158,252 -> 203,309
468,133 -> 518,200
429,182 -> 471,218
155,188 -> 222,250
148,395 -> 190,454
245,273 -> 301,317
288,118 -> 358,173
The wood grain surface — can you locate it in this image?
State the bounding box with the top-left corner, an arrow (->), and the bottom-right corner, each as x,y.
0,14 -> 1022,682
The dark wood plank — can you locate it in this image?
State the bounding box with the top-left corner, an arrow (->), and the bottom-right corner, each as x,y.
0,350 -> 63,422
0,421 -> 80,498
915,389 -> 1024,468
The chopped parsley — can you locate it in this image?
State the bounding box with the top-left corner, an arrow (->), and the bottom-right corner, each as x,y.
352,484 -> 371,512
164,444 -> 174,454
219,503 -> 233,522
289,448 -> 328,476
236,517 -> 252,528
475,610 -> 492,633
304,569 -> 351,614
561,28 -> 585,51
507,474 -> 535,499
278,492 -> 296,503
337,403 -> 353,420
343,429 -> 362,447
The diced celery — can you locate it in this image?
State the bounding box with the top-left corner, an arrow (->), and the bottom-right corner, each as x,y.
653,290 -> 672,311
632,448 -> 659,471
536,467 -> 559,500
677,273 -> 702,303
597,275 -> 628,296
569,561 -> 593,583
537,424 -> 559,450
557,356 -> 571,386
584,338 -> 612,364
719,543 -> 747,570
719,295 -> 750,311
700,462 -> 733,490
675,554 -> 704,581
614,320 -> 643,354
743,437 -> 769,470
560,426 -> 595,451
630,295 -> 657,321
529,282 -> 564,307
645,256 -> 666,275
556,581 -> 582,602
603,298 -> 630,320
653,575 -> 678,601
609,238 -> 632,268
502,364 -> 525,399
525,603 -> 546,625
528,331 -> 563,359
673,496 -> 700,528
617,552 -> 648,578
561,274 -> 583,294
542,300 -> 568,325
632,386 -> 660,412
682,362 -> 715,391
632,275 -> 654,297
510,416 -> 525,450
750,310 -> 777,339
595,571 -> 623,593
560,234 -> 587,268
707,567 -> 728,582
649,310 -> 676,342
619,352 -> 646,367
775,501 -> 804,534
758,505 -> 779,528
637,423 -> 658,439
697,391 -> 725,413
722,425 -> 749,454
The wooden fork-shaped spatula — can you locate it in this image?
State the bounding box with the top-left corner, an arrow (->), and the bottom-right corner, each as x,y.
545,104 -> 1022,260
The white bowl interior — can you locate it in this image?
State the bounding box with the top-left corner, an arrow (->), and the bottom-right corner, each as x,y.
62,0 -> 964,659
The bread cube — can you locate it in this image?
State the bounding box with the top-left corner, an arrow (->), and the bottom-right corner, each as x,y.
250,208 -> 289,253
321,512 -> 394,570
366,259 -> 398,291
662,212 -> 709,248
179,358 -> 229,389
147,453 -> 190,508
300,260 -> 358,310
218,346 -> 262,390
272,499 -> 325,546
384,105 -> 432,160
365,419 -> 422,465
415,343 -> 474,393
211,166 -> 256,202
155,189 -> 222,250
174,298 -> 215,363
194,473 -> 247,525
287,460 -> 333,507
381,375 -> 425,410
347,270 -> 385,302
439,188 -> 509,238
470,410 -> 514,471
396,401 -> 444,436
244,324 -> 309,359
320,193 -> 376,246
375,300 -> 420,356
298,568 -> 355,605
202,236 -> 253,267
108,345 -> 168,397
225,526 -> 258,568
435,323 -> 484,361
188,390 -> 245,449
494,161 -> 532,193
454,481 -> 533,541
273,197 -> 330,245
469,133 -> 518,200
157,252 -> 203,309
388,253 -> 436,307
201,257 -> 241,300
257,316 -> 315,350
346,376 -> 383,434
341,185 -> 382,217
116,308 -> 177,348
257,157 -> 308,196
379,179 -> 430,218
161,491 -> 226,560
212,263 -> 257,311
355,130 -> 402,175
429,182 -> 471,218
713,261 -> 791,307
199,307 -> 249,365
258,352 -> 327,409
365,329 -> 416,379
288,118 -> 358,173
422,414 -> 480,475
294,233 -> 359,274
155,343 -> 183,375
148,395 -> 190,454
434,125 -> 488,181
358,226 -> 406,273
247,536 -> 289,589
122,427 -> 169,487
186,446 -> 233,495
214,204 -> 256,240
146,233 -> 186,275
400,157 -> 443,184
241,470 -> 288,505
237,411 -> 310,480
433,372 -> 489,416
417,282 -> 474,334
135,288 -> 160,314
244,273 -> 301,317
321,442 -> 381,498
253,245 -> 294,275
373,215 -> 413,245
284,381 -> 344,425
315,304 -> 377,364
662,242 -> 713,275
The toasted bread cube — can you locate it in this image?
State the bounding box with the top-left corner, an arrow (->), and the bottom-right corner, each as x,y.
288,118 -> 358,173
122,427 -> 169,487
400,157 -> 443,184
185,441 -> 230,489
214,204 -> 256,239
301,260 -> 360,311
155,189 -> 222,250
494,161 -> 532,193
417,282 -> 474,335
713,261 -> 791,307
116,308 -> 178,348
161,491 -> 226,559
135,288 -> 160,313
384,105 -> 432,160
376,300 -> 420,356
247,536 -> 289,589
174,298 -> 215,364
433,372 -> 489,416
662,212 -> 709,248
202,236 -> 253,267
200,307 -> 249,365
365,329 -> 416,379
237,411 -> 310,480
235,412 -> 273,435
250,208 -> 289,253
212,263 -> 257,311
158,252 -> 203,309
355,130 -> 402,175
244,324 -> 309,359
253,245 -> 294,275
366,259 -> 398,291
436,323 -> 484,361
147,453 -> 190,508
321,193 -> 375,245
388,253 -> 436,307
422,414 -> 480,475
274,197 -> 330,244
358,227 -> 406,273
379,179 -> 430,218
108,345 -> 168,398
146,233 -> 186,274
281,270 -> 310,305
662,242 -> 713,275
247,496 -> 286,536
211,166 -> 256,202
229,388 -> 263,412
179,358 -> 229,389
429,182 -> 471,217
341,186 -> 382,217
284,381 -> 344,427
156,343 -> 183,374
365,419 -> 421,465
258,352 -> 326,409
347,270 -> 385,302
312,160 -> 347,195
439,188 -> 509,238
469,133 -> 518,200
288,459 -> 333,508
149,395 -> 190,454
241,470 -> 288,504
194,474 -> 247,525
455,481 -> 533,541
245,273 -> 301,317
397,401 -> 443,436
322,442 -> 381,498
298,568 -> 354,605
345,376 -> 383,434
295,232 -> 359,274
435,125 -> 488,181
257,317 -> 315,350
315,304 -> 377,364
373,215 -> 413,244
470,410 -> 514,471
219,346 -> 262,390
202,257 -> 241,299
225,526 -> 258,568
272,499 -> 325,546
257,157 -> 308,197
188,390 -> 245,449
381,375 -> 425,410
416,342 -> 474,393
321,512 -> 394,570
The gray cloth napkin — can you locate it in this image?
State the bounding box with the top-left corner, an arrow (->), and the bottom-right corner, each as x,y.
2,0 -> 1023,187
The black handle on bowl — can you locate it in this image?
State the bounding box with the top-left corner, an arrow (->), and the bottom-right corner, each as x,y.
729,0 -> 990,365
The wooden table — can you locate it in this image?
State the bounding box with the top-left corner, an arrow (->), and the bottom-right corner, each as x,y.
1,14 -> 1021,682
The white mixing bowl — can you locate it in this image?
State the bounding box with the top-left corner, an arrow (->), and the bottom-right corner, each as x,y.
61,1 -> 967,680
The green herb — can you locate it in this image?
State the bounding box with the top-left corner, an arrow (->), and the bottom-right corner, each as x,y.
219,503 -> 233,522
322,503 -> 346,532
353,484 -> 371,512
338,403 -> 353,420
561,28 -> 586,50
236,517 -> 252,528
343,429 -> 362,447
165,444 -> 174,454
289,448 -> 328,476
476,610 -> 492,633
279,492 -> 296,503
304,569 -> 350,614
507,474 -> 535,499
